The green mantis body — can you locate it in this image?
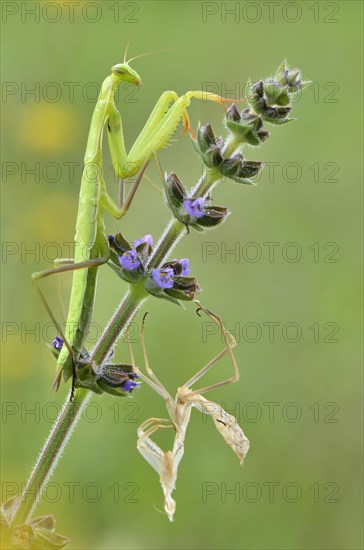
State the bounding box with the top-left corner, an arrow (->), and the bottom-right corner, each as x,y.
33,58 -> 234,389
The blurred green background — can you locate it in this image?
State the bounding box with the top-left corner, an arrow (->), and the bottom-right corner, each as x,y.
1,1 -> 363,548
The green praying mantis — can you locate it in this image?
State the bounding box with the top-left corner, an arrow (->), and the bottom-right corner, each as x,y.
32,48 -> 238,394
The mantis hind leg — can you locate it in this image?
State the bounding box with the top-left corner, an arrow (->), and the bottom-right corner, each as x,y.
32,256 -> 109,281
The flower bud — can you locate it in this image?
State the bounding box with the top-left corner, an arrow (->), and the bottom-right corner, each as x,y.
275,60 -> 310,94
204,144 -> 224,169
96,364 -> 140,396
220,153 -> 264,184
52,336 -> 64,351
226,104 -> 241,122
48,336 -> 63,359
221,152 -> 243,176
108,232 -> 131,255
163,258 -> 191,276
225,106 -> 270,146
197,123 -> 217,153
264,81 -> 290,106
192,124 -> 224,169
195,206 -> 230,228
248,79 -> 294,125
165,172 -> 186,208
235,160 -> 264,181
164,276 -> 201,302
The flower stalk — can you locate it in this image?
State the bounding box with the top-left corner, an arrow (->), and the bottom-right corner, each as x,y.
6,60 -> 308,544
10,389 -> 90,529
9,153 -> 225,531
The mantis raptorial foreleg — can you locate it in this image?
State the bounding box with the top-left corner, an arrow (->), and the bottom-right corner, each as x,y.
136,418 -> 178,521
130,304 -> 250,521
107,88 -> 231,180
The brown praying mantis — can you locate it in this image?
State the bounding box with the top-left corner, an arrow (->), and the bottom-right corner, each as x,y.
127,302 -> 250,521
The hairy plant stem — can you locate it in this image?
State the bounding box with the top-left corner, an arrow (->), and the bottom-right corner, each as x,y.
12,139 -> 237,527
11,389 -> 90,526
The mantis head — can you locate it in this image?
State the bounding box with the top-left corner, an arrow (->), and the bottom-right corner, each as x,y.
111,63 -> 142,86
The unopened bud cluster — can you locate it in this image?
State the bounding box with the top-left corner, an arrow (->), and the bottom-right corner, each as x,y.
193,123 -> 264,184
191,61 -> 308,187
247,61 -> 310,125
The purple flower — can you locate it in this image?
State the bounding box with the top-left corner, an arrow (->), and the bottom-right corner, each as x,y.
118,250 -> 141,271
152,267 -> 174,289
52,336 -> 63,351
134,234 -> 153,248
179,258 -> 190,276
183,198 -> 205,218
121,380 -> 139,393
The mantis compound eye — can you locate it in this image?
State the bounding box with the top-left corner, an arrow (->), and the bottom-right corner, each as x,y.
111,64 -> 126,75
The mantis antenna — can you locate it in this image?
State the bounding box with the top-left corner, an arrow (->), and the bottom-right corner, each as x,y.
123,36 -> 134,63
127,47 -> 181,64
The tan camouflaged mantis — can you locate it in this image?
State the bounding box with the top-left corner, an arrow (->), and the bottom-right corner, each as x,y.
128,302 -> 250,521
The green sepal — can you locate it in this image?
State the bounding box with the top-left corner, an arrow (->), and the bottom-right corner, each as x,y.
221,154 -> 263,184
163,172 -> 187,217
143,277 -> 181,306
197,122 -> 216,153
164,276 -> 201,301
225,106 -> 270,147
275,60 -> 311,95
248,79 -> 293,125
1,496 -> 19,527
264,81 -> 290,106
94,382 -> 131,397
48,344 -> 60,360
11,523 -> 70,549
144,272 -> 201,305
73,362 -> 103,394
111,232 -> 132,255
107,249 -> 144,284
235,159 -> 264,180
192,124 -> 224,168
134,239 -> 153,262
96,363 -> 138,397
